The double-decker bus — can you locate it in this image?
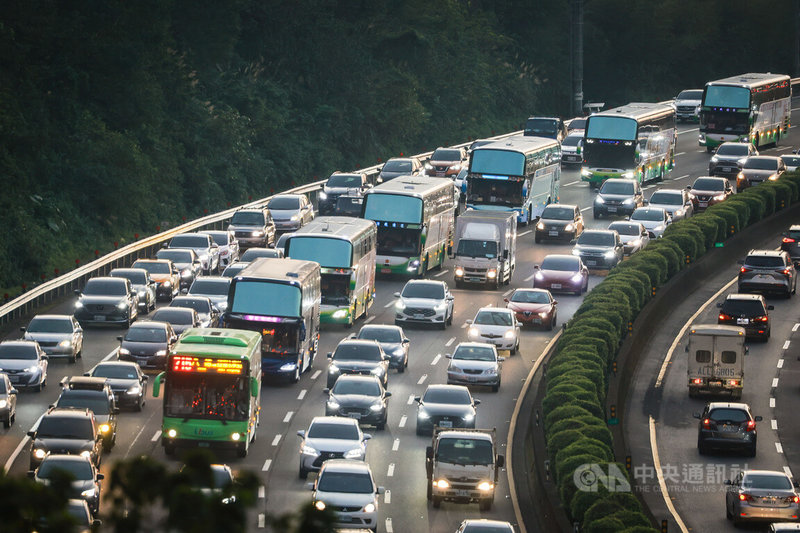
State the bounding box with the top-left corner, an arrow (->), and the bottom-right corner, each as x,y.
223,258 -> 321,383
285,217 -> 377,327
580,102 -> 676,188
362,176 -> 455,276
466,136 -> 561,224
152,328 -> 261,457
699,73 -> 791,152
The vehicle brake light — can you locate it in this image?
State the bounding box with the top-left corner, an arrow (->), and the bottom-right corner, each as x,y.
692,378 -> 703,385
739,267 -> 751,273
755,315 -> 768,323
783,268 -> 793,276
728,380 -> 739,387
702,418 -> 711,429
746,420 -> 756,431
719,313 -> 732,321
783,237 -> 796,243
739,493 -> 752,502
788,495 -> 800,504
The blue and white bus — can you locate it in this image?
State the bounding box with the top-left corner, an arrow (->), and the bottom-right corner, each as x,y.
466,136 -> 561,224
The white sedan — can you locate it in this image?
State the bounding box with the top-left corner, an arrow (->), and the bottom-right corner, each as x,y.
629,207 -> 671,239
466,307 -> 520,354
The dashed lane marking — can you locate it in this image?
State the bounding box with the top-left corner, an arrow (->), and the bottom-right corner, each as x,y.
407,394 -> 415,405
786,466 -> 794,478
445,337 -> 456,347
778,359 -> 784,369
524,273 -> 536,281
771,397 -> 776,408
773,378 -> 780,388
433,269 -> 449,278
417,374 -> 428,385
519,230 -> 532,236
384,301 -> 395,308
297,389 -> 307,400
283,411 -> 294,423
503,289 -> 513,297
772,419 -> 778,430
793,323 -> 800,332
387,463 -> 395,477
262,459 -> 272,471
392,439 -> 400,451
675,152 -> 686,156
258,514 -> 265,529
580,206 -> 592,212
4,437 -> 30,474
271,434 -> 281,446
783,341 -> 791,350
386,519 -> 394,533
364,316 -> 375,324
384,490 -> 391,504
101,348 -> 117,362
258,486 -> 265,499
777,442 -> 784,454
399,416 -> 408,428
310,370 -> 321,380
150,430 -> 160,442
431,354 -> 441,365
461,322 -> 468,329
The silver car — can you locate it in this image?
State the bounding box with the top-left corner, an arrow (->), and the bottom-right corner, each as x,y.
109,268 -> 157,314
200,230 -> 240,267
394,280 -> 454,330
22,315 -> 83,363
186,276 -> 231,312
629,207 -> 671,239
166,233 -> 221,274
647,189 -> 694,222
297,416 -> 371,479
267,194 -> 314,232
607,222 -> 649,255
0,373 -> 18,428
466,307 -> 520,354
738,250 -> 797,297
725,470 -> 800,526
673,88 -> 703,122
446,342 -> 504,392
560,132 -> 584,165
0,340 -> 48,391
309,459 -> 384,531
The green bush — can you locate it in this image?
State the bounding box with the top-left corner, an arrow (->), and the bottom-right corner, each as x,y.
753,183 -> 777,215
698,212 -> 727,244
578,295 -> 633,329
622,250 -> 669,285
548,350 -> 606,377
673,222 -> 707,256
542,387 -> 598,417
570,487 -> 611,525
619,527 -> 660,533
641,239 -> 683,277
729,191 -> 765,223
547,429 -> 587,457
764,180 -> 794,210
577,424 -> 614,449
589,278 -> 642,315
687,217 -> 719,249
558,455 -> 613,501
545,404 -> 598,431
568,318 -> 620,353
663,230 -> 697,263
584,516 -> 626,533
565,325 -> 618,363
706,204 -> 740,236
548,373 -> 605,402
548,416 -> 608,442
779,177 -> 799,203
604,273 -> 649,311
611,510 -> 651,528
555,334 -> 610,365
555,437 -> 614,468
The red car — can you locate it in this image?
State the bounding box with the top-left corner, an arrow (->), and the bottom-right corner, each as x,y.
532,254 -> 589,295
504,289 -> 558,330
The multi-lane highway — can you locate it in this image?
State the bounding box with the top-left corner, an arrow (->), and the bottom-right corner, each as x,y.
2,117 -> 798,532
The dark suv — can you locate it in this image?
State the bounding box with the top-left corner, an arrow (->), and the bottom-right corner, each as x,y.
319,172 -> 370,215
694,402 -> 761,456
227,208 -> 276,249
55,377 -> 118,451
326,339 -> 390,389
738,250 -> 797,298
593,179 -> 644,218
717,294 -> 773,340
780,225 -> 800,265
28,408 -> 103,469
708,142 -> 758,178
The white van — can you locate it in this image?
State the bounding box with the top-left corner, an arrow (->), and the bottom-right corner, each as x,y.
686,324 -> 746,399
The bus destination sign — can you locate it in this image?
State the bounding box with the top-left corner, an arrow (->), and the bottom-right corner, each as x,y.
172,355 -> 244,375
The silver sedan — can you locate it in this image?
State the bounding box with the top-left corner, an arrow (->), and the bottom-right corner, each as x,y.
446,342 -> 504,392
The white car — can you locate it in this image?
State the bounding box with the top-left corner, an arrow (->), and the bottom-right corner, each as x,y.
297,416 -> 371,479
394,280 -> 454,330
647,189 -> 694,222
309,459 -> 384,531
560,132 -> 584,165
466,307 -> 520,354
200,230 -> 240,268
781,153 -> 800,172
629,207 -> 671,239
607,221 -> 650,256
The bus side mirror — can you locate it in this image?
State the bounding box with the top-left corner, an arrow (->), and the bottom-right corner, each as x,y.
250,377 -> 259,398
152,372 -> 165,398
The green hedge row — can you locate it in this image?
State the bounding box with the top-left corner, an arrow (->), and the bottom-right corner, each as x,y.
540,171 -> 800,532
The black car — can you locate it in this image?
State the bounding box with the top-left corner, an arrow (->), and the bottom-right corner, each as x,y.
151,307 -> 200,336
593,179 -> 644,218
319,172 -> 370,215
73,277 -> 139,328
55,377 -> 118,451
523,116 -> 567,143
717,294 -> 773,340
28,408 -> 103,469
221,261 -> 251,278
117,321 -> 177,371
31,455 -> 104,514
708,142 -> 758,178
781,225 -> 800,266
326,339 -> 390,389
239,247 -> 283,262
227,208 -> 276,249
169,295 -> 221,328
378,157 -> 423,182
155,248 -> 203,290
334,195 -> 364,217
571,229 -> 624,269
415,384 -> 480,436
353,325 -> 410,372
535,204 -> 584,243
324,375 -> 391,430
85,361 -> 147,411
694,402 -> 761,456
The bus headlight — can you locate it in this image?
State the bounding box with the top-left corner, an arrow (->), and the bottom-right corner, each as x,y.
332,309 -> 348,319
454,267 -> 464,277
622,171 -> 635,179
280,362 -> 297,371
435,479 -> 450,489
231,432 -> 241,441
478,481 -> 494,492
581,168 -> 592,177
167,429 -> 177,438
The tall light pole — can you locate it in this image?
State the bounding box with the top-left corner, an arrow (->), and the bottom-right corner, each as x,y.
571,0 -> 584,116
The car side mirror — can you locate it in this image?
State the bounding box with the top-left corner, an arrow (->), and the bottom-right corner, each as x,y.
569,239 -> 577,245
474,399 -> 481,405
377,486 -> 386,495
736,259 -> 744,265
393,292 -> 401,298
112,407 -> 120,415
414,396 -> 421,403
296,430 -> 306,438
503,298 -> 509,303
426,446 -> 434,459
643,200 -> 649,206
41,354 -> 48,360
9,388 -> 18,395
465,319 -> 473,325
19,327 -> 26,333
382,354 -> 391,361
306,482 -> 315,491
446,295 -> 454,301
498,357 -> 506,362
692,412 -> 701,419
323,388 -> 330,395
364,434 -> 372,441
755,415 -> 763,422
96,473 -> 105,481
327,352 -> 333,359
768,305 -> 774,310
685,185 -> 691,190
385,391 -> 392,398
496,454 -> 505,468
73,289 -> 81,297
117,336 -> 123,342
142,375 -> 149,381
27,430 -> 36,438
445,353 -> 452,359
403,338 -> 410,344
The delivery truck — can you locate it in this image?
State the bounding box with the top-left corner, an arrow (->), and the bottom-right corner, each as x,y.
451,210 -> 516,289
686,324 -> 747,399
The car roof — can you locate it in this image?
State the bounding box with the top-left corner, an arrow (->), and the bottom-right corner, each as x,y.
542,253 -> 579,261
404,279 -> 445,288
790,225 -> 800,231
746,249 -> 784,257
476,306 -> 512,314
633,206 -> 666,213
128,320 -> 169,330
650,188 -> 683,195
425,384 -> 469,393
134,259 -> 171,265
333,374 -> 382,386
455,341 -> 497,350
0,340 -> 39,348
40,454 -> 93,465
725,293 -> 764,301
512,288 -> 550,294
706,402 -> 750,410
310,416 -> 360,427
741,469 -> 791,477
234,207 -> 266,213
270,193 -> 306,200
359,324 -> 402,333
460,519 -> 514,529
86,276 -> 127,284
692,176 -> 726,184
544,203 -> 577,210
30,314 -> 73,321
61,376 -> 108,391
110,268 -> 148,275
44,407 -> 94,419
386,157 -> 417,162
718,142 -> 750,148
746,155 -> 780,162
200,230 -> 228,236
94,361 -> 139,369
320,458 -> 373,474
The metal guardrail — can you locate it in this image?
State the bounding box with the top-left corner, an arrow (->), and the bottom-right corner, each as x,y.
0,129 -> 524,327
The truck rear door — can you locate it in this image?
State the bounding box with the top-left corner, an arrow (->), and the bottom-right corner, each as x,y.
713,335 -> 743,386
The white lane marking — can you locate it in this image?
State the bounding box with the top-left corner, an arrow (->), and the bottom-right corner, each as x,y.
783,340 -> 791,350
433,269 -> 449,278
417,374 -> 427,385
772,419 -> 779,430
258,486 -> 265,499
524,273 -> 536,281
262,459 -> 272,471
503,288 -> 513,297
771,397 -> 776,408
778,359 -> 785,369
580,206 -> 592,212
785,466 -> 794,478
297,389 -> 307,400
150,430 -> 160,442
399,416 -> 408,428
384,490 -> 392,504
671,174 -> 690,181
431,354 -> 441,366
777,442 -> 784,454
793,323 -> 800,332
679,128 -> 699,135
102,348 -> 117,362
310,370 -> 321,380
460,322 -> 468,329
364,316 -> 375,324
650,417 -> 690,533
519,230 -> 532,236
283,411 -> 294,423
562,181 -> 579,187
4,436 -> 30,474
675,152 -> 686,156
407,394 -> 415,405
386,519 -> 394,533
392,439 -> 400,451
643,185 -> 654,190
445,337 -> 456,347
384,301 -> 395,308
271,434 -> 281,446
777,146 -> 794,152
773,378 -> 780,388
387,463 -> 395,477
258,514 -> 266,529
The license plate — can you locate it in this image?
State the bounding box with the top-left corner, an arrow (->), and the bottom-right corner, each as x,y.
198,442 -> 210,447
467,376 -> 478,382
549,231 -> 559,236
347,413 -> 361,420
721,425 -> 738,432
439,420 -> 453,428
455,489 -> 469,497
467,277 -> 481,282
94,315 -> 105,321
722,167 -> 731,172
436,172 -> 445,177
8,377 -> 19,383
381,268 -> 391,274
708,380 -> 722,387
754,274 -> 772,280
414,314 -> 425,319
607,207 -> 617,213
737,318 -> 749,325
532,318 -> 542,324
699,202 -> 708,207
586,260 -> 597,266
551,283 -> 562,289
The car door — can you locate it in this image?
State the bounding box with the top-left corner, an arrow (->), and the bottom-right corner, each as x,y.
125,281 -> 139,316
71,317 -> 83,354
574,207 -> 584,234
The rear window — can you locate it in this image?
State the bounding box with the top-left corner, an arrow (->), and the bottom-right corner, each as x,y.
721,299 -> 766,315
709,408 -> 748,423
695,350 -> 711,363
720,351 -> 737,364
745,255 -> 784,268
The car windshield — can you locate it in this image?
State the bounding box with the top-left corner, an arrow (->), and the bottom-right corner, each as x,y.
631,209 -> 664,222
204,233 -> 229,246
562,135 -> 582,147
134,261 -> 170,274
437,438 -> 494,466
474,310 -> 513,326
744,158 -> 778,170
782,155 -> 800,166
27,318 -> 73,334
308,422 -> 359,440
608,223 -> 641,236
599,181 -> 635,195
268,196 -> 301,210
124,326 -> 167,343
92,364 -> 138,380
453,345 -> 495,361
745,255 -> 784,267
112,270 -> 147,284
171,298 -> 212,314
431,149 -> 461,161
708,408 -> 748,423
692,178 -> 725,191
157,250 -> 193,263
423,388 -> 471,405
240,249 -> 280,261
358,328 -> 401,343
510,290 -> 549,304
541,256 -> 580,271
170,235 -> 208,248
230,211 -> 265,225
37,417 -> 94,439
721,299 -> 766,315
57,393 -> 110,415
210,467 -> 233,488
334,344 -> 382,362
332,379 -> 381,396
327,174 -> 363,188
716,144 -> 749,156
568,118 -> 587,130
541,207 -> 575,220
649,191 -> 682,205
0,344 -> 38,360
402,282 -> 444,299
742,474 -> 793,490
383,160 -> 412,172
317,471 -> 373,494
578,232 -> 615,246
189,279 -> 230,296
0,380 -> 5,393
677,90 -> 702,100
37,459 -> 93,480
222,264 -> 249,277
525,118 -> 557,136
83,279 -> 127,296
152,309 -> 193,324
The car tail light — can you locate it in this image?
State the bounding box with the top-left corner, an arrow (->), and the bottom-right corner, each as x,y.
739,267 -> 751,273
728,380 -> 739,387
692,378 -> 703,385
755,315 -> 768,323
739,493 -> 753,502
783,268 -> 793,276
702,418 -> 712,429
783,237 -> 796,243
786,495 -> 800,504
745,420 -> 756,431
719,313 -> 732,321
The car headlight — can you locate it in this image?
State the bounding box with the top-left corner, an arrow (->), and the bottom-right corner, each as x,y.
434,302 -> 447,312
328,364 -> 339,373
468,327 -> 480,337
462,413 -> 475,422
280,362 -> 297,371
222,496 -> 236,505
604,250 -> 617,259
0,400 -> 6,409
418,410 -> 430,420
504,330 -> 515,339
181,269 -> 193,278
483,367 -> 497,375
424,163 -> 433,170
535,271 -> 545,279
117,302 -> 127,310
564,223 -> 574,232
80,451 -> 92,459
487,269 -> 497,279
369,403 -> 383,411
571,273 -> 584,282
332,309 -> 348,319
435,479 -> 450,489
99,424 -> 111,434
769,173 -> 778,181
326,399 -> 340,410
344,447 -> 363,459
251,230 -> 264,237
454,267 -> 464,277
127,385 -> 141,395
630,238 -> 641,246
319,191 -> 328,200
25,365 -> 38,373
33,448 -> 47,459
118,348 -> 131,356
392,347 -> 405,357
581,168 -> 592,177
448,364 -> 461,373
58,340 -> 72,348
571,249 -> 581,256
302,445 -> 320,456
163,281 -> 171,287
395,300 -> 406,310
622,171 -> 635,179
370,366 -> 383,376
290,214 -> 300,222
654,225 -> 664,232
594,196 -> 605,204
81,488 -> 97,499
155,350 -> 167,357
675,209 -> 684,217
710,156 -> 719,163
315,501 -> 326,511
622,198 -> 634,205
539,311 -> 549,318
737,172 -> 744,180
536,222 -> 545,230
713,194 -> 726,201
363,502 -> 376,513
75,301 -> 84,308
478,481 -> 494,492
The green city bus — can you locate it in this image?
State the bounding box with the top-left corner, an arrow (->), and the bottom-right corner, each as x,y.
362,176 -> 456,276
285,217 -> 377,327
699,72 -> 791,152
581,102 -> 676,187
152,328 -> 261,457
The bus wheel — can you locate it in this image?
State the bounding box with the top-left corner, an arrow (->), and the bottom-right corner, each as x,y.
237,443 -> 247,458
164,443 -> 175,456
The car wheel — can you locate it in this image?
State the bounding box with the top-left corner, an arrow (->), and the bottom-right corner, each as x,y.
593,210 -> 601,219
431,496 -> 442,508
398,359 -> 406,373
292,365 -> 301,384
416,425 -> 426,436
748,443 -> 756,458
726,501 -> 733,520
3,414 -> 10,429
446,310 -> 453,326
511,341 -> 518,355
491,382 -> 500,393
298,465 -> 308,480
582,278 -> 588,293
549,313 -> 557,331
697,438 -> 706,456
377,413 -> 387,430
164,443 -> 175,456
136,396 -> 144,412
68,353 -> 77,364
36,377 -> 46,392
479,498 -> 493,511
534,234 -> 541,244
426,480 -> 432,500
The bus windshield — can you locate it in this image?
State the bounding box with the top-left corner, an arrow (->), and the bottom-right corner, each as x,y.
470,150 -> 525,176
165,373 -> 249,421
288,237 -> 352,268
231,281 -> 301,317
467,179 -> 524,208
586,116 -> 637,141
704,86 -> 750,109
363,195 -> 423,224
321,273 -> 351,306
376,227 -> 420,256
